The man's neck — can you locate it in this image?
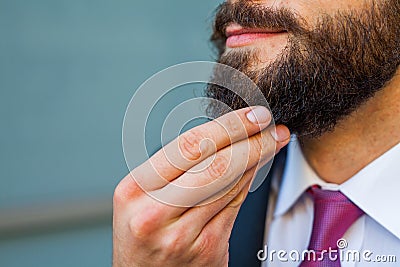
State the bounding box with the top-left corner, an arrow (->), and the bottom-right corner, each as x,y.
301,71 -> 400,184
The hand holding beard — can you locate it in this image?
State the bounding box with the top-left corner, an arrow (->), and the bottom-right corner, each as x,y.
113,107 -> 290,267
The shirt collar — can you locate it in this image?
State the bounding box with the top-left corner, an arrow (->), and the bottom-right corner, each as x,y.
274,136 -> 400,239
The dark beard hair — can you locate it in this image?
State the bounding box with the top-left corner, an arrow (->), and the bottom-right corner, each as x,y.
206,1 -> 400,138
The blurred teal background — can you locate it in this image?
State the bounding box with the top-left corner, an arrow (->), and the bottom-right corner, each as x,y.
0,1 -> 220,266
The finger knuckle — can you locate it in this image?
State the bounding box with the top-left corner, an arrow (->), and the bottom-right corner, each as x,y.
179,130 -> 205,161
251,134 -> 264,154
113,175 -> 138,204
223,115 -> 244,139
206,154 -> 229,180
252,133 -> 273,156
260,134 -> 275,157
161,229 -> 187,255
113,183 -> 126,205
129,205 -> 161,240
225,182 -> 240,200
129,218 -> 150,241
195,230 -> 219,257
228,190 -> 246,208
194,231 -> 229,266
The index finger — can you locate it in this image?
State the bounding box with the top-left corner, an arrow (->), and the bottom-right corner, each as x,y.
133,106 -> 272,189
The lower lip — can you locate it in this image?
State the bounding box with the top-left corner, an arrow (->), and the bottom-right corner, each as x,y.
226,32 -> 284,48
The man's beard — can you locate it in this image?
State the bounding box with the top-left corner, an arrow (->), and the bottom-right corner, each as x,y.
206,1 -> 400,138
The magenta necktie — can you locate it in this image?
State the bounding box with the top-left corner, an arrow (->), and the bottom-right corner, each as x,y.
299,185 -> 364,267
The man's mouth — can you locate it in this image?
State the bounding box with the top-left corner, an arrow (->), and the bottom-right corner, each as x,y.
225,24 -> 287,48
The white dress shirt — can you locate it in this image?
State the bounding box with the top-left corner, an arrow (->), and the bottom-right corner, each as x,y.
262,136 -> 400,266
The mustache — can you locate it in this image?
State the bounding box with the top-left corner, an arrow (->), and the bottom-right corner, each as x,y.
212,2 -> 304,43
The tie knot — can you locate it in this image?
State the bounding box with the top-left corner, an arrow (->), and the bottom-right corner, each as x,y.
307,185 -> 350,203
305,185 -> 364,251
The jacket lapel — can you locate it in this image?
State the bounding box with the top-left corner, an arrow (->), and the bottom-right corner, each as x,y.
228,148 -> 287,267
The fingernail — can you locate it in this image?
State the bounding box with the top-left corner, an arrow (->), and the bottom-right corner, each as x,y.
246,106 -> 271,124
270,127 -> 290,142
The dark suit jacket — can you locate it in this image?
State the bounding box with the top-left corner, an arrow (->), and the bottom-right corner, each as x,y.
228,148 -> 287,267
